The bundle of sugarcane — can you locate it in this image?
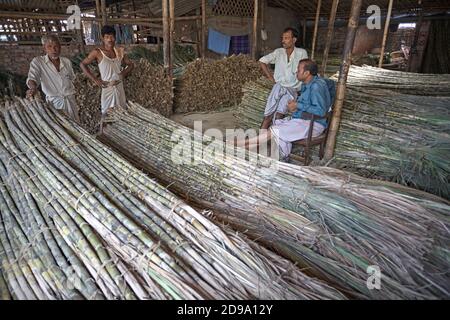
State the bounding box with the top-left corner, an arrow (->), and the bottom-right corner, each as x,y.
234,80 -> 450,200
100,101 -> 450,299
173,55 -> 262,113
332,87 -> 450,200
331,65 -> 450,95
0,98 -> 345,300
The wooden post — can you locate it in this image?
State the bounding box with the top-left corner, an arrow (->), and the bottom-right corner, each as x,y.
320,0 -> 339,75
408,0 -> 423,72
252,0 -> 259,59
95,0 -> 101,26
162,0 -> 170,75
201,0 -> 207,58
169,0 -> 175,79
311,0 -> 321,60
324,0 -> 363,161
303,18 -> 307,48
378,0 -> 394,67
101,0 -> 107,26
261,0 -> 266,52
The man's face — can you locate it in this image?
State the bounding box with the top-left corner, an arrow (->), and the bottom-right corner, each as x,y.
296,63 -> 308,81
281,31 -> 296,49
103,34 -> 116,47
44,41 -> 61,60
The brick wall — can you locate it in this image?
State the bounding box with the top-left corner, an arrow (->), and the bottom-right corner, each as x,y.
0,43 -> 160,76
307,25 -> 416,55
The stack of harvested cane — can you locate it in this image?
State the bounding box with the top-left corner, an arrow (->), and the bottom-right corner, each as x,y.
234,78 -> 450,200
332,65 -> 450,95
174,55 -> 262,113
0,98 -> 345,300
101,102 -> 450,299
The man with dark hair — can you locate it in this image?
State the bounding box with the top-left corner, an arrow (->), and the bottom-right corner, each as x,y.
258,27 -> 308,129
26,35 -> 80,122
235,59 -> 334,161
80,25 -> 134,132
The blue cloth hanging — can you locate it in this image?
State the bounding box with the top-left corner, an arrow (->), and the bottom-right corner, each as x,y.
207,28 -> 231,55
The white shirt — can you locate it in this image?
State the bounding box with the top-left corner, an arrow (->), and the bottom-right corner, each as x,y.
26,55 -> 77,110
259,47 -> 308,90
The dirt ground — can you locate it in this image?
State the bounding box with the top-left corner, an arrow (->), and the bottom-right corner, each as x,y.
170,109 -> 241,139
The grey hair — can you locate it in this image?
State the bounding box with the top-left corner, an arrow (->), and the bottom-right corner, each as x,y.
41,35 -> 60,45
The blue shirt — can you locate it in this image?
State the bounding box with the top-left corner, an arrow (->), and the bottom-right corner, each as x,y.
292,76 -> 333,128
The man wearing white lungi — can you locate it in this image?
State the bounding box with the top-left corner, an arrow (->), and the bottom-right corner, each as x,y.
80,25 -> 134,132
259,27 -> 308,129
237,59 -> 332,161
26,35 -> 80,122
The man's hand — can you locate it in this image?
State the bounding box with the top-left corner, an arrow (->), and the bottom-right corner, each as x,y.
268,74 -> 275,83
287,99 -> 297,113
94,78 -> 108,88
26,87 -> 37,98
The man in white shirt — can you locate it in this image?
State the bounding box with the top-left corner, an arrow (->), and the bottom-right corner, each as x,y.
26,35 -> 80,122
259,27 -> 308,129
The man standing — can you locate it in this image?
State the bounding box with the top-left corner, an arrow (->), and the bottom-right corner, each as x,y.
259,27 -> 308,129
26,35 -> 80,122
80,25 -> 134,131
236,59 -> 333,161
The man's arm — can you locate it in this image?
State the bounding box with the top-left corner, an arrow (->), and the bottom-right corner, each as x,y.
259,50 -> 277,83
119,54 -> 134,79
259,62 -> 275,83
80,50 -> 105,87
26,58 -> 41,97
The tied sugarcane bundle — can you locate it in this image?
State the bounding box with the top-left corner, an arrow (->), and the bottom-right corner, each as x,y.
233,79 -> 450,200
331,65 -> 450,96
174,55 -> 263,113
100,101 -> 450,299
0,98 -> 345,300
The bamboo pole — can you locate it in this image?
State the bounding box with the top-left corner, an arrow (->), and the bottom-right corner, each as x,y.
101,0 -> 107,26
320,0 -> 339,75
162,0 -> 170,75
378,0 -> 394,67
95,0 -> 102,27
0,11 -> 202,23
201,0 -> 207,58
303,18 -> 307,48
311,0 -> 322,60
408,0 -> 423,72
324,0 -> 363,160
169,0 -> 175,79
252,0 -> 259,59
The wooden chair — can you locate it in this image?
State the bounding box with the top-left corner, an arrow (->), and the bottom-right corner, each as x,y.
291,110 -> 333,165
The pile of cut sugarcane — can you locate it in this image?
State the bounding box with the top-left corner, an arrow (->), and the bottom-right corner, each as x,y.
331,65 -> 450,95
0,98 -> 346,300
101,101 -> 450,299
174,55 -> 262,113
234,77 -> 450,200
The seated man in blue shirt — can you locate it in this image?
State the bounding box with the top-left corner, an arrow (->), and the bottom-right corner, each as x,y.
236,59 -> 333,161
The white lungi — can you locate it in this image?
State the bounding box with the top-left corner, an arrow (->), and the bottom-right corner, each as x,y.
270,118 -> 325,160
264,83 -> 298,121
98,48 -> 127,114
